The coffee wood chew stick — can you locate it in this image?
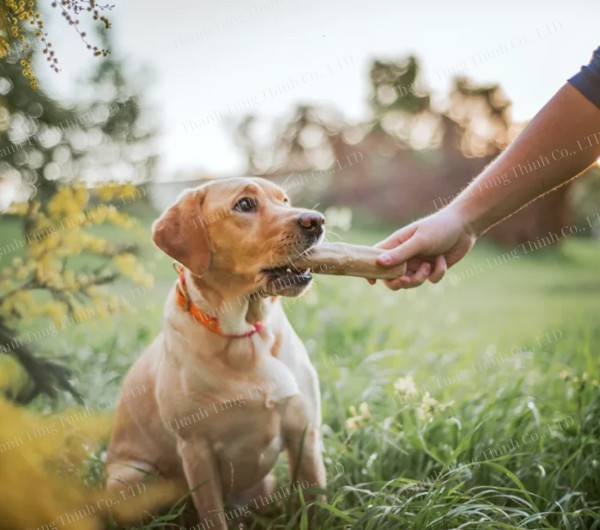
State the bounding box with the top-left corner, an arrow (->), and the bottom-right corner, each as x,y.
291,242 -> 407,280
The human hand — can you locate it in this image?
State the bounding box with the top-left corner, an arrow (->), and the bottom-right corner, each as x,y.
369,207 -> 477,290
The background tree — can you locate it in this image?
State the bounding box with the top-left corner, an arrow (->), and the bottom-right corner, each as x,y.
445,77 -> 511,157
76,26 -> 157,185
0,24 -> 156,403
231,54 -> 600,246
368,56 -> 437,148
0,0 -> 112,88
234,104 -> 342,175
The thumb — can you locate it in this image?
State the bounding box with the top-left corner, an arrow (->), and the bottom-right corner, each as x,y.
375,224 -> 417,250
376,234 -> 424,267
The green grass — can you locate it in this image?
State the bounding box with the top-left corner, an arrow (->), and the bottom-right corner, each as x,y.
3,218 -> 600,529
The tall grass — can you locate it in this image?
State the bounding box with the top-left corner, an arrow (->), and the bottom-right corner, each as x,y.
3,220 -> 600,529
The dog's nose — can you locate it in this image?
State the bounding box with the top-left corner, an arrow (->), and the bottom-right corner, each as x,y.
297,212 -> 325,236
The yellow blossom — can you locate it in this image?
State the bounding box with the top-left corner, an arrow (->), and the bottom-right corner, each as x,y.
113,253 -> 153,287
113,253 -> 136,276
62,270 -> 77,290
1,291 -> 35,321
139,272 -> 154,289
8,201 -> 29,216
417,392 -> 454,423
96,183 -> 118,201
42,301 -> 68,326
417,393 -> 440,423
394,375 -> 418,400
73,186 -> 88,207
2,181 -> 152,358
359,402 -> 371,419
0,355 -> 29,396
47,187 -> 79,220
105,207 -> 137,229
346,402 -> 372,433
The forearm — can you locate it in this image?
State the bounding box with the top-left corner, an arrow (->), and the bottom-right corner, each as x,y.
451,84 -> 600,237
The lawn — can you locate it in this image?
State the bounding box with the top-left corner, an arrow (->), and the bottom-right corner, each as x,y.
2,217 -> 600,529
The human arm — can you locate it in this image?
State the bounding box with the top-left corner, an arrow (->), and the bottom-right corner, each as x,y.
372,60 -> 600,290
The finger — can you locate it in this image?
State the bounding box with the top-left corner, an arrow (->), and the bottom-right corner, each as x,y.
366,278 -> 377,285
376,235 -> 424,267
383,276 -> 411,291
402,261 -> 431,289
375,224 -> 418,250
427,255 -> 447,284
379,258 -> 422,290
404,257 -> 422,276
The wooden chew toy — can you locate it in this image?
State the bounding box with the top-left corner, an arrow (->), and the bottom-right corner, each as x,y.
291,242 -> 407,280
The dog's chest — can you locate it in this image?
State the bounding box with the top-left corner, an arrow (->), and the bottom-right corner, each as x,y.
210,399 -> 286,493
160,316 -> 309,492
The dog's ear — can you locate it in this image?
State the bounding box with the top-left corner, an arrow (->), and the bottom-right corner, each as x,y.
151,188 -> 211,275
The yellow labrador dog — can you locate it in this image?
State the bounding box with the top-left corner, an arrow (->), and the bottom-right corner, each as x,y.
106,177 -> 326,528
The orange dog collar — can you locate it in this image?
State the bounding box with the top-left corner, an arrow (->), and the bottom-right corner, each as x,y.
174,264 -> 263,339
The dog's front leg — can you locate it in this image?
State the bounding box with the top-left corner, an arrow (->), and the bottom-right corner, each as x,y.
176,436 -> 227,529
283,396 -> 327,499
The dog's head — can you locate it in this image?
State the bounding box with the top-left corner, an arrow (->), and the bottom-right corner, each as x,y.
152,177 -> 325,297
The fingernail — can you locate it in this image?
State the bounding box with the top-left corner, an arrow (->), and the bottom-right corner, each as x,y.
379,253 -> 391,265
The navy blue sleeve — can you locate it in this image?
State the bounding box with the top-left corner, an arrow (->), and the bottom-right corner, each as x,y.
568,46 -> 600,109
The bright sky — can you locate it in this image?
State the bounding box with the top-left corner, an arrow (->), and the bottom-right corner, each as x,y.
39,0 -> 599,179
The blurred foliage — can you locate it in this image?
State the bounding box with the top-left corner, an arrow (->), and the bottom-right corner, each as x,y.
1,183 -> 153,403
0,14 -> 160,527
233,56 -> 600,247
0,26 -> 156,205
368,56 -> 437,147
2,224 -> 594,529
234,56 -> 513,175
0,0 -> 113,88
570,167 -> 600,235
76,26 -> 158,185
0,396 -> 111,530
447,76 -> 511,157
236,105 -> 342,174
0,396 -> 180,530
0,22 -> 156,401
235,105 -> 333,175
369,56 -> 430,116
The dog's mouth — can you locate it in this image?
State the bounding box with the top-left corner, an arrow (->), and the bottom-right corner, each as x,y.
261,265 -> 313,289
260,235 -> 323,296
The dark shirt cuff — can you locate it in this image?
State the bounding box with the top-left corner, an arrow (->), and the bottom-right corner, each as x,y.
568,46 -> 600,109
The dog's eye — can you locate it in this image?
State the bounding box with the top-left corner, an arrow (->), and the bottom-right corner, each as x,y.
283,197 -> 290,206
233,197 -> 258,212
